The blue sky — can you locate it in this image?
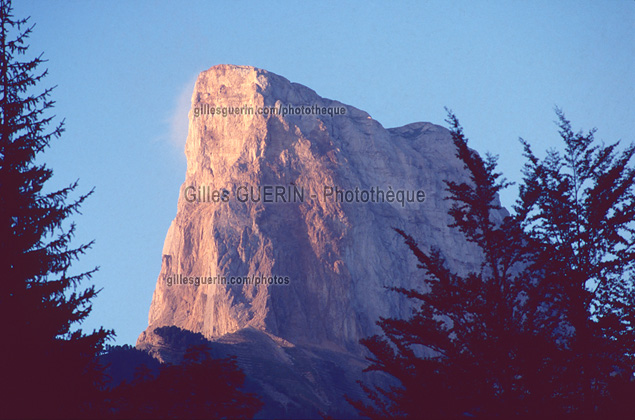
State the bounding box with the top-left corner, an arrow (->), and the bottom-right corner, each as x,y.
14,1 -> 634,345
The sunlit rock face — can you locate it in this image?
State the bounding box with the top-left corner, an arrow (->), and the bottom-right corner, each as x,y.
136,64 -> 504,417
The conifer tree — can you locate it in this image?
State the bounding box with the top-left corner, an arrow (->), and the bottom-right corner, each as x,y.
353,109 -> 635,417
0,1 -> 113,418
517,109 -> 635,414
107,337 -> 263,419
351,111 -> 554,418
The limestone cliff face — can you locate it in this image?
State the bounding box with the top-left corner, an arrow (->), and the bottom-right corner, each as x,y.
137,64 -> 501,354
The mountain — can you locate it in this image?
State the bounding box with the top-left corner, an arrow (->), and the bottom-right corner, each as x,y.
136,64 -> 505,418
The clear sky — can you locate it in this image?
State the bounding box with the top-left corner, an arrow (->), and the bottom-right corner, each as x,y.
14,1 -> 634,345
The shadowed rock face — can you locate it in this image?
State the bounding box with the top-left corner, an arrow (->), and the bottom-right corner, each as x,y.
136,64 -> 504,417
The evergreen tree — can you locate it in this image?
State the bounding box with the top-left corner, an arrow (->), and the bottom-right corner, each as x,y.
0,1 -> 113,418
353,109 -> 635,418
351,111 -> 555,418
108,343 -> 263,419
517,108 -> 635,414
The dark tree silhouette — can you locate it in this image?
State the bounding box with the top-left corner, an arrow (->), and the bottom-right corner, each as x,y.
351,111 -> 555,418
100,344 -> 161,389
517,109 -> 635,415
0,1 -> 113,418
108,342 -> 263,419
352,110 -> 634,418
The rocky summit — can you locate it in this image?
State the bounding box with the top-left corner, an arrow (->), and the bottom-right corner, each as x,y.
136,64 -> 505,418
